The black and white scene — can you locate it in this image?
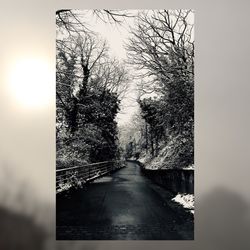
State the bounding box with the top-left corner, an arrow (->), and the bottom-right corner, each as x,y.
56,9 -> 194,240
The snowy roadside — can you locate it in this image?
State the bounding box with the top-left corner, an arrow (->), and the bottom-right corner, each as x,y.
137,142 -> 195,170
183,164 -> 194,170
172,193 -> 194,214
138,151 -> 194,171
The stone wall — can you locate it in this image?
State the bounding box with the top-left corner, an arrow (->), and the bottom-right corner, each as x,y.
127,160 -> 194,194
141,168 -> 194,194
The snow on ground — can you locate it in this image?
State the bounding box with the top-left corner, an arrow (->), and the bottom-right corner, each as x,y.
146,157 -> 165,169
183,164 -> 194,170
138,144 -> 167,169
138,151 -> 151,165
138,144 -> 195,170
93,176 -> 113,183
57,183 -> 72,193
172,193 -> 194,214
138,144 -> 172,169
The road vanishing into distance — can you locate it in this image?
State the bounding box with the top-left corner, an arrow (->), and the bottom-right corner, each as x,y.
57,161 -> 193,240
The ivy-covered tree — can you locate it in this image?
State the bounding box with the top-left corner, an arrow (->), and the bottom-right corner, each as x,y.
56,26 -> 129,167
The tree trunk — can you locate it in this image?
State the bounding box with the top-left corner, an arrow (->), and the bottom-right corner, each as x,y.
145,123 -> 148,153
155,134 -> 159,157
150,132 -> 154,157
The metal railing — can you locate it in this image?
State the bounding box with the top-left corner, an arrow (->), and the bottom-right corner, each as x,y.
56,160 -> 124,194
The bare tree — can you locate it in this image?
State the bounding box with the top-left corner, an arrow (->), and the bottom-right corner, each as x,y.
126,10 -> 194,166
56,9 -> 134,35
93,9 -> 135,24
90,58 -> 130,100
126,10 -> 194,96
56,9 -> 90,35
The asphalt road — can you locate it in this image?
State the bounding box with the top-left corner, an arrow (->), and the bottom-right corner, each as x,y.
56,161 -> 194,240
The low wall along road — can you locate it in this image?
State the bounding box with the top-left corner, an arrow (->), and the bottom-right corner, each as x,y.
127,160 -> 194,194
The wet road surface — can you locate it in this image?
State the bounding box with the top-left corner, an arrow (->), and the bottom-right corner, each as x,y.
56,161 -> 194,240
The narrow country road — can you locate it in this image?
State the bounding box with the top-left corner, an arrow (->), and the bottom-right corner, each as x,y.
56,161 -> 193,240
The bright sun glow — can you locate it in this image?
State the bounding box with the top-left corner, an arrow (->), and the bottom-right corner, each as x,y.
8,58 -> 54,108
